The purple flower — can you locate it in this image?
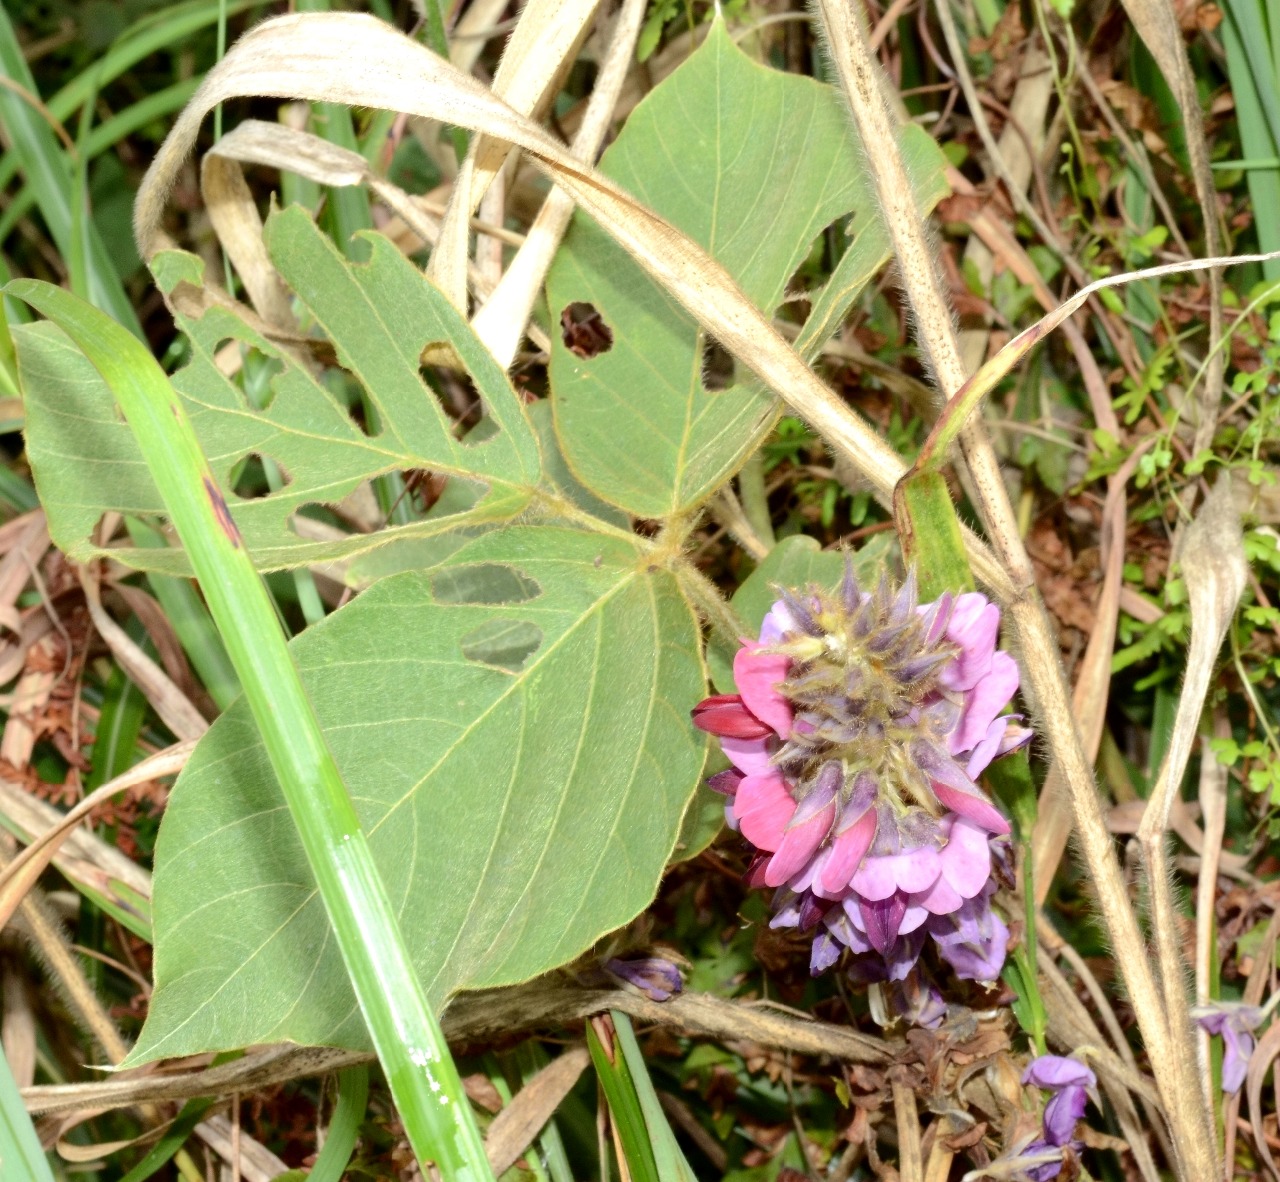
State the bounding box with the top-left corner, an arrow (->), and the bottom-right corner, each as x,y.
605,956 -> 683,1002
1011,1139 -> 1070,1181
1193,1000 -> 1264,1094
1023,1055 -> 1095,1146
888,973 -> 948,1029
691,566 -> 1029,991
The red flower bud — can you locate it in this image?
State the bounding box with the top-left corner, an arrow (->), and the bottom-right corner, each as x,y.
690,694 -> 772,739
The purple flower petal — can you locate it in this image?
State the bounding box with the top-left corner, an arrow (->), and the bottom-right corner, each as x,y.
810,930 -> 842,975
719,735 -> 775,775
892,846 -> 943,893
940,592 -> 999,692
899,902 -> 929,935
965,715 -> 1014,778
606,956 -> 683,1002
1193,1003 -> 1263,1094
1022,1056 -> 1097,1090
1221,1024 -> 1254,1094
1014,1138 -> 1067,1181
952,651 -> 1020,753
734,648 -> 793,739
861,893 -> 907,954
818,807 -> 877,895
884,928 -> 928,981
915,742 -> 1011,835
889,975 -> 947,1029
850,855 -> 901,901
914,873 -> 964,915
706,768 -> 744,796
759,600 -> 799,644
1042,1086 -> 1088,1146
938,816 -> 993,898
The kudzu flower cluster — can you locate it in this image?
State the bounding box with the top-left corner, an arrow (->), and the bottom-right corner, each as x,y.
692,567 -> 1030,1005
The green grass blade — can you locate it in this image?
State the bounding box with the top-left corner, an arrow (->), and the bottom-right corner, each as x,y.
128,520 -> 242,711
6,279 -> 494,1182
0,1046 -> 55,1182
1223,0 -> 1280,279
308,1066 -> 370,1182
0,80 -> 201,250
586,1018 -> 659,1182
611,1013 -> 697,1182
118,1097 -> 216,1182
0,8 -> 141,336
1224,0 -> 1280,151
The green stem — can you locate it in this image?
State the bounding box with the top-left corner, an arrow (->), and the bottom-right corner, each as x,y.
8,279 -> 495,1182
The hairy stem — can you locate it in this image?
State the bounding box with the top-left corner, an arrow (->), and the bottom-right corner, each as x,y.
810,0 -> 1216,1175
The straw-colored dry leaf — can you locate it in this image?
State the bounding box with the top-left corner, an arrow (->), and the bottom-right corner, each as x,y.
430,0 -> 606,308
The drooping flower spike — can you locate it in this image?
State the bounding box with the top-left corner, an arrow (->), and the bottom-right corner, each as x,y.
692,564 -> 1030,991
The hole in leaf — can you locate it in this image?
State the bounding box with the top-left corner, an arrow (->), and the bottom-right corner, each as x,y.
459,618 -> 543,673
560,302 -> 614,358
701,333 -> 736,392
231,453 -> 293,500
419,354 -> 489,441
432,563 -> 542,605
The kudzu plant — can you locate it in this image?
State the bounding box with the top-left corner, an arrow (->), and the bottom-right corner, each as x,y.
4,2 -> 1243,1178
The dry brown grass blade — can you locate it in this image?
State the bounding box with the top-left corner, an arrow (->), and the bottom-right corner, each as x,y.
485,1045 -> 590,1174
3,843 -> 130,1066
1033,442 -> 1149,901
1,966 -> 37,1088
1135,478 -> 1246,1125
891,1080 -> 924,1182
195,1113 -> 289,1182
1195,711 -> 1230,1103
1247,1020 -> 1280,1182
0,740 -> 193,932
1113,0 -> 1225,447
78,566 -> 208,742
130,10 -> 1016,596
470,0 -> 645,367
430,0 -> 606,308
0,511 -> 51,688
1139,479 -> 1248,840
201,153 -> 296,331
811,0 -> 1216,1173
205,119 -> 553,349
0,772 -> 152,916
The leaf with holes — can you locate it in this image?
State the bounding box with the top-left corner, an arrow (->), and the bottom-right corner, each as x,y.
547,20 -> 948,518
16,205 -> 541,576
127,526 -> 704,1061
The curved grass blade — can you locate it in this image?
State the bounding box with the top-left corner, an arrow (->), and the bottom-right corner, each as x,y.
4,279 -> 494,1182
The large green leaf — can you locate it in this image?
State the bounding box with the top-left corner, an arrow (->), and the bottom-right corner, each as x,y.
17,207 -> 540,575
547,21 -> 948,518
131,526 -> 704,1060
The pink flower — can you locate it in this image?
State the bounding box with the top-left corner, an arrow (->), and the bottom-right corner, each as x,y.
690,565 -> 1029,997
